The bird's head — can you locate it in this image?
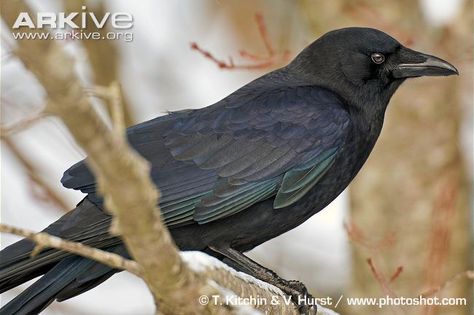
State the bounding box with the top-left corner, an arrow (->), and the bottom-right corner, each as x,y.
288,27 -> 458,112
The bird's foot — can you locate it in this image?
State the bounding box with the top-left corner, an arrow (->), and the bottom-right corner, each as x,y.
277,279 -> 317,315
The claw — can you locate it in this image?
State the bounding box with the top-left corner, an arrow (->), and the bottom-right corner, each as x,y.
277,279 -> 318,315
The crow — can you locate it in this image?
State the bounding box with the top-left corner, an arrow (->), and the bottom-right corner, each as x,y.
0,27 -> 458,315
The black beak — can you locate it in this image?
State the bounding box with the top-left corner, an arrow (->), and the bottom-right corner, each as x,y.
392,48 -> 458,79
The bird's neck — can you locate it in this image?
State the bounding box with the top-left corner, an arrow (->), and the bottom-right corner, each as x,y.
351,106 -> 385,143
350,90 -> 388,128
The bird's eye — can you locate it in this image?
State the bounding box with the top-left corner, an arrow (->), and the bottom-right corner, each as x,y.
371,53 -> 385,64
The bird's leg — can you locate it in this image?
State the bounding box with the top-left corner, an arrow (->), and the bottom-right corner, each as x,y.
209,246 -> 317,315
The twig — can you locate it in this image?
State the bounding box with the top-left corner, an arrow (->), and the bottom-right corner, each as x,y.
366,258 -> 392,295
366,258 -> 405,315
190,13 -> 291,70
63,0 -> 135,126
0,223 -> 141,276
421,270 -> 474,297
2,137 -> 70,211
344,220 -> 396,251
0,113 -> 46,137
84,83 -> 125,137
423,177 -> 458,295
255,12 -> 274,56
108,82 -> 125,136
389,266 -> 404,283
190,42 -> 232,69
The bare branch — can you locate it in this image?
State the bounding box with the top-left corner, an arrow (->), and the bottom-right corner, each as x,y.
366,258 -> 404,315
389,266 -> 404,284
2,137 -> 70,211
0,223 -> 141,276
1,224 -> 343,315
421,270 -> 474,297
254,12 -> 274,56
344,220 -> 396,252
84,83 -> 125,136
0,112 -> 46,137
190,13 -> 291,70
63,0 -> 135,126
107,82 -> 126,136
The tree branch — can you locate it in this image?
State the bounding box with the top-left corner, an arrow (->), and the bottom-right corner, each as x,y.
0,222 -> 340,315
0,112 -> 46,137
190,13 -> 290,70
0,223 -> 141,276
2,137 -> 70,211
62,0 -> 135,126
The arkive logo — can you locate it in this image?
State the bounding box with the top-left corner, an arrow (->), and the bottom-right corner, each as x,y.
12,6 -> 133,29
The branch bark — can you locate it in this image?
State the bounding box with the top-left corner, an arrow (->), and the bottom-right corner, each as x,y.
0,223 -> 141,276
0,224 -> 306,314
63,0 -> 135,126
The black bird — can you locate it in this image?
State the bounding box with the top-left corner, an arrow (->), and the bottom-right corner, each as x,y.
0,27 -> 458,314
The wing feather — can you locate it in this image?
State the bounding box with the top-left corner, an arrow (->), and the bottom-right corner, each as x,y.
61,84 -> 351,226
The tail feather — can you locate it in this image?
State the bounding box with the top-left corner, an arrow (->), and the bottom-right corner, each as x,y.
1,257 -> 95,315
0,239 -> 36,269
56,268 -> 117,302
0,245 -> 68,294
56,245 -> 128,301
0,198 -> 125,314
0,203 -> 87,293
0,247 -> 125,315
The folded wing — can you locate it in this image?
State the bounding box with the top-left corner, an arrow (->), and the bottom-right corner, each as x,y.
61,85 -> 351,227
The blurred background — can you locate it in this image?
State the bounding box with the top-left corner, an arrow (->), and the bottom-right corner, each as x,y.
1,0 -> 472,314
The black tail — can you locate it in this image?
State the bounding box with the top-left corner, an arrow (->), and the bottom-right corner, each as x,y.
0,198 -> 126,314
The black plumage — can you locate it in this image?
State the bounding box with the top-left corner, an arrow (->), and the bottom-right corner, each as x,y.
0,27 -> 457,314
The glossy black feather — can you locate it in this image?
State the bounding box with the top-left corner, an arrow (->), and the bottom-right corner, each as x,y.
61,82 -> 350,226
